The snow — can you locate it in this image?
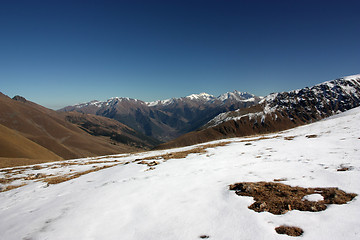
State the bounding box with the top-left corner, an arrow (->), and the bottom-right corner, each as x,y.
146,98 -> 174,106
343,74 -> 360,80
302,194 -> 324,202
1,107 -> 360,239
186,92 -> 215,101
218,91 -> 256,102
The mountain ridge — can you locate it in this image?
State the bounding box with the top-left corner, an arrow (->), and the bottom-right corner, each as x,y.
59,90 -> 262,141
158,74 -> 360,149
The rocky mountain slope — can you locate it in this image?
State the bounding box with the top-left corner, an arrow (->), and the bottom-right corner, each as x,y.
159,74 -> 360,149
60,91 -> 261,141
0,93 -> 157,167
62,112 -> 160,149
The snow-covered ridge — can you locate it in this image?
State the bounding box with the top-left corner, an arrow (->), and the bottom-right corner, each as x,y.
206,74 -> 360,128
73,97 -> 145,109
343,74 -> 360,81
146,90 -> 258,106
71,90 -> 257,109
186,92 -> 215,101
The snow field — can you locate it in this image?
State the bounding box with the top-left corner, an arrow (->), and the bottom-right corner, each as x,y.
0,107 -> 359,239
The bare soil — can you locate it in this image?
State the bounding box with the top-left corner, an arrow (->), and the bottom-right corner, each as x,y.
229,181 -> 357,215
275,225 -> 304,237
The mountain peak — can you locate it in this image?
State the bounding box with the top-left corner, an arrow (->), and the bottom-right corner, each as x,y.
218,91 -> 256,102
185,93 -> 215,101
12,95 -> 27,103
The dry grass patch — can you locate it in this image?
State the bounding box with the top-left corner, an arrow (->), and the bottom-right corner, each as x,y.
273,178 -> 288,182
229,181 -> 357,215
43,164 -> 118,185
284,136 -> 296,140
275,225 -> 304,237
0,183 -> 26,192
306,134 -> 318,138
136,141 -> 230,162
137,161 -> 159,167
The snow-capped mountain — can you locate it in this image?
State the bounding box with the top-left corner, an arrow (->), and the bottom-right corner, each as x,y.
59,91 -> 262,141
218,90 -> 257,102
206,74 -> 360,128
145,91 -> 259,107
159,74 -> 360,149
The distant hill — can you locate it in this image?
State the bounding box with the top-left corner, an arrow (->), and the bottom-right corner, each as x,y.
59,91 -> 262,141
158,74 -> 360,149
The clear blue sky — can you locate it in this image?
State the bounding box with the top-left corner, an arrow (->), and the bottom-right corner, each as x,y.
1,0 -> 359,109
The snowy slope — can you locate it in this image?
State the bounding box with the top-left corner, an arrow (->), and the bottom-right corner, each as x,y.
1,107 -> 359,239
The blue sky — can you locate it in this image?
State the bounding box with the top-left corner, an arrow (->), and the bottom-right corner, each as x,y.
1,0 -> 359,109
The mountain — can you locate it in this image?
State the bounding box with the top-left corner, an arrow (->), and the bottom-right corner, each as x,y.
59,91 -> 262,141
158,74 -> 360,149
0,123 -> 63,168
62,111 -> 160,149
0,93 -> 156,167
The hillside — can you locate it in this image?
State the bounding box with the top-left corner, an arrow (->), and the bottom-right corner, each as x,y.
0,123 -> 63,168
1,106 -> 359,239
159,74 -> 360,149
0,93 -> 152,167
59,91 -> 261,141
62,111 -> 160,149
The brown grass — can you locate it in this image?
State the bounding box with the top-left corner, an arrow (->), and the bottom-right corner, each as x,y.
229,181 -> 357,215
43,164 -> 118,185
0,183 -> 26,192
136,141 -> 230,162
306,134 -> 318,138
273,178 -> 287,182
284,136 -> 296,140
275,225 -> 304,237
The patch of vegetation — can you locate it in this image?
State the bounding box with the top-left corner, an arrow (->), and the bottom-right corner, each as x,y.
229,181 -> 357,215
43,164 -> 118,185
275,225 -> 303,237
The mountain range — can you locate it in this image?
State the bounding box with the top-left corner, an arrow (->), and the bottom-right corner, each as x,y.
59,91 -> 262,141
159,74 -> 360,149
1,74 -> 360,167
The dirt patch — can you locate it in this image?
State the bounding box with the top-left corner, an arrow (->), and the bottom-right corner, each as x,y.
229,181 -> 357,215
273,178 -> 287,182
275,225 -> 303,237
337,165 -> 353,172
137,160 -> 159,167
199,235 -> 209,239
306,134 -> 318,138
284,136 -> 296,140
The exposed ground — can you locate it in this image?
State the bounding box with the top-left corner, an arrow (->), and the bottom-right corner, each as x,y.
275,225 -> 304,236
229,181 -> 357,215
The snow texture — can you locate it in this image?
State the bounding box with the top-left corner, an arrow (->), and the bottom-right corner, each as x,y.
302,194 -> 324,202
1,107 -> 360,239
